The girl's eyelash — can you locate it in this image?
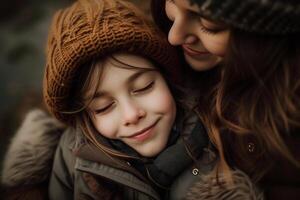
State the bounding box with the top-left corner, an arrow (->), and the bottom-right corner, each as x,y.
133,81 -> 155,94
94,103 -> 114,114
93,81 -> 155,114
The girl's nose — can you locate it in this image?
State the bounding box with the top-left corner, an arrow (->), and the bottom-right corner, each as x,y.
122,100 -> 146,126
168,17 -> 197,46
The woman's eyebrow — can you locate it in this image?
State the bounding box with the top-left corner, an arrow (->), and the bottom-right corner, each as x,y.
172,0 -> 202,15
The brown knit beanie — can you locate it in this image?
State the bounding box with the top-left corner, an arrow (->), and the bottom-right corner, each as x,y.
43,0 -> 181,125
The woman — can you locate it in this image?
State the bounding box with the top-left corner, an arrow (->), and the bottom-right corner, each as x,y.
152,0 -> 300,199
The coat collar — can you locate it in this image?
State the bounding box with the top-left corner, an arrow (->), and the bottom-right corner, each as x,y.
72,128 -> 150,183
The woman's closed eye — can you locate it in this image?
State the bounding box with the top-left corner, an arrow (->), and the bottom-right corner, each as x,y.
198,18 -> 228,35
198,24 -> 220,35
132,81 -> 155,94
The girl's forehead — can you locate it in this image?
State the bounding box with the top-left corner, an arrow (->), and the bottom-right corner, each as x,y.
103,53 -> 156,70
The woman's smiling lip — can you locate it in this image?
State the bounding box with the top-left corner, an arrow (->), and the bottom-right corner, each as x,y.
182,45 -> 210,56
126,119 -> 159,142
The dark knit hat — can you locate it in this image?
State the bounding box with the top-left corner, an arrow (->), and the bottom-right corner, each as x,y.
43,0 -> 181,125
189,0 -> 300,34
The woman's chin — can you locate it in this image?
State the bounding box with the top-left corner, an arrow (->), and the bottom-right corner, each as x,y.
184,54 -> 222,71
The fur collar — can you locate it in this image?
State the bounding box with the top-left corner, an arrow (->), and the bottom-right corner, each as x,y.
185,169 -> 264,200
1,109 -> 65,187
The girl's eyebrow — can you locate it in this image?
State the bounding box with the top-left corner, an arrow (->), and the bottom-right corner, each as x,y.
83,91 -> 105,102
127,70 -> 150,83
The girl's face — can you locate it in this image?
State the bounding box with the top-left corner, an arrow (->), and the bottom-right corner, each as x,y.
85,53 -> 176,157
165,0 -> 230,71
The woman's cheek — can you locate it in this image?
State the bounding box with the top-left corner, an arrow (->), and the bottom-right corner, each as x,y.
201,31 -> 230,57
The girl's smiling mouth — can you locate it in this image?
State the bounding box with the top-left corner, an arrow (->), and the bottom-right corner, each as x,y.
125,119 -> 160,142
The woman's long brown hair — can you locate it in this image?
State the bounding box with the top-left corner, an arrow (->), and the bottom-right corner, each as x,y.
213,30 -> 300,181
151,0 -> 300,182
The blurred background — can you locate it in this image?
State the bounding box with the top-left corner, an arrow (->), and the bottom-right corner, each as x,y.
0,0 -> 150,170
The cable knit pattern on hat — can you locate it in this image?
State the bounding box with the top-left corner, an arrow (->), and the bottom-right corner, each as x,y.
43,0 -> 181,125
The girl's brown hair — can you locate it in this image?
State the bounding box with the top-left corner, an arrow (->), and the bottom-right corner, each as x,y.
152,0 -> 300,182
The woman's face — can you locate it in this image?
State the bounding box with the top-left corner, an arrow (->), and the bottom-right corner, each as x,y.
165,0 -> 230,71
85,53 -> 176,157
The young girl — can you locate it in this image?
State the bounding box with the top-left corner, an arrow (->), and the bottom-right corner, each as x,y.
152,0 -> 300,199
41,0 -> 209,199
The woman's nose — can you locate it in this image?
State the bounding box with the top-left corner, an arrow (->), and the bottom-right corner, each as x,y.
168,17 -> 197,46
122,100 -> 146,126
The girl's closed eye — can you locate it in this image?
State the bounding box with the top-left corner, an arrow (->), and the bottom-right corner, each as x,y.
94,102 -> 115,114
132,81 -> 155,94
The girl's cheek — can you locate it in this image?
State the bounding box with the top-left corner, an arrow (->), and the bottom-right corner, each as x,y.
93,116 -> 118,139
147,85 -> 176,115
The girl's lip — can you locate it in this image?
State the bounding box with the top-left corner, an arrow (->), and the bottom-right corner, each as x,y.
128,120 -> 159,142
182,45 -> 210,56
